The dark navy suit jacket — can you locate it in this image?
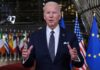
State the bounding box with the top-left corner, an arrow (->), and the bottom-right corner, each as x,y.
23,26 -> 84,70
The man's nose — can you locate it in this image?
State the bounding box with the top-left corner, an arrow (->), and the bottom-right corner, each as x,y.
49,13 -> 53,18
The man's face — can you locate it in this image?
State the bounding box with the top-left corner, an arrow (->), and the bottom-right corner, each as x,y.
43,2 -> 61,29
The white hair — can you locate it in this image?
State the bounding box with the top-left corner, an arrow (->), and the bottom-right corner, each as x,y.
43,1 -> 61,12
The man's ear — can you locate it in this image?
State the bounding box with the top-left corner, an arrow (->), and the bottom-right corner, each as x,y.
43,7 -> 45,11
43,13 -> 46,21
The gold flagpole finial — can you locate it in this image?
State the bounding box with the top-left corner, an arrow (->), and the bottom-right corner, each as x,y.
93,11 -> 96,16
61,11 -> 64,17
76,11 -> 78,18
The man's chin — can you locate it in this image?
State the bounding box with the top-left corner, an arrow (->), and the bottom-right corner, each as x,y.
49,25 -> 56,29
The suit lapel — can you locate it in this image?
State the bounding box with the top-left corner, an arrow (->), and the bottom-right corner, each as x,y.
41,27 -> 53,61
54,27 -> 66,63
41,27 -> 67,63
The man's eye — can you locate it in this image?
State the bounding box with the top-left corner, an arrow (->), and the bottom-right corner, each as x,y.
53,12 -> 57,14
46,12 -> 50,14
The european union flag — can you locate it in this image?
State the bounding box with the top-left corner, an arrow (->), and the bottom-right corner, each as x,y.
86,15 -> 100,70
60,17 -> 66,29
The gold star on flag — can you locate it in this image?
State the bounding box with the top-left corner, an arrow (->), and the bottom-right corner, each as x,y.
92,33 -> 95,37
93,55 -> 96,58
88,54 -> 91,57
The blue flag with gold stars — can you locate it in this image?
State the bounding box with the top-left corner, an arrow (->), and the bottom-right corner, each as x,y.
86,15 -> 100,70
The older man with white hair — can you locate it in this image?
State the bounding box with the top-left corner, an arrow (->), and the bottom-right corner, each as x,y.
22,1 -> 84,70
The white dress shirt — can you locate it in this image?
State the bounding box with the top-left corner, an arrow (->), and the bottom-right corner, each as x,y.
46,25 -> 60,55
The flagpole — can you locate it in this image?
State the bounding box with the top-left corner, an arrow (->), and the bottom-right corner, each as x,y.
16,32 -> 20,61
13,52 -> 16,61
17,52 -> 20,61
13,30 -> 17,61
0,54 -> 3,62
0,29 -> 2,62
9,31 -> 12,62
0,53 -> 1,62
5,52 -> 8,62
16,32 -> 19,61
0,28 -> 2,63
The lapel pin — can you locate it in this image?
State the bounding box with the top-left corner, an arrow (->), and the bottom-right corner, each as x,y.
63,41 -> 69,45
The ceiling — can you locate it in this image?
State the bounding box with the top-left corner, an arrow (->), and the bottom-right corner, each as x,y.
0,0 -> 77,24
0,0 -> 86,32
73,0 -> 100,32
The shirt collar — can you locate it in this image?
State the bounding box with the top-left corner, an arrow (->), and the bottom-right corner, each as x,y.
46,25 -> 60,34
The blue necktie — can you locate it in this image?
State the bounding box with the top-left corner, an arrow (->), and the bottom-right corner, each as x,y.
49,31 -> 55,61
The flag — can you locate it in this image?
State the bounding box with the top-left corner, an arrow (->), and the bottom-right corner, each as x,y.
4,40 -> 9,54
0,32 -> 4,49
0,33 -> 6,55
0,32 -> 2,39
3,33 -> 10,54
60,13 -> 75,69
13,33 -> 17,53
19,33 -> 25,52
0,39 -> 4,49
74,16 -> 87,70
16,33 -> 21,53
60,17 -> 66,29
8,33 -> 14,54
86,15 -> 100,70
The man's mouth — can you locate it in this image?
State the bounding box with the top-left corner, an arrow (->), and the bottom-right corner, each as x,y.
49,20 -> 54,22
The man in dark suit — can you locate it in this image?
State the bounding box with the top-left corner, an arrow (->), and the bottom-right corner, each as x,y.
22,1 -> 84,70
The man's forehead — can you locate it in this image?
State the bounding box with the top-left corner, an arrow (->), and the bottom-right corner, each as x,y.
43,1 -> 60,11
44,1 -> 59,8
